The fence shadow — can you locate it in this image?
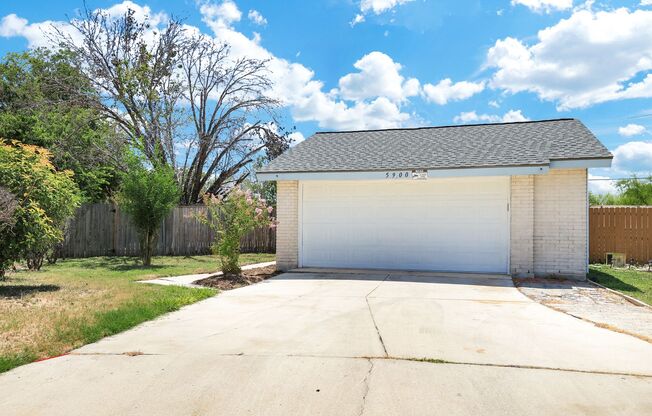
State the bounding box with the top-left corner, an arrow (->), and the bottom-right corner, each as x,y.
0,284 -> 60,298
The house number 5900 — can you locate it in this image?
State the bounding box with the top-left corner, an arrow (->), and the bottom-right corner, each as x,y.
386,171 -> 409,179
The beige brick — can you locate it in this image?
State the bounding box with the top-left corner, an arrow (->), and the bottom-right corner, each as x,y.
510,175 -> 535,277
511,169 -> 588,280
276,181 -> 299,271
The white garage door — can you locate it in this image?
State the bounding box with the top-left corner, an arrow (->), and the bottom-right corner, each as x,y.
300,177 -> 510,273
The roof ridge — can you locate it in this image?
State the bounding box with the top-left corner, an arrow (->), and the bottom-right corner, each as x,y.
314,118 -> 577,135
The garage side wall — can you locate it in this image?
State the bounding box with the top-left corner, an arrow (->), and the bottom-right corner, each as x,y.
510,175 -> 535,277
511,169 -> 588,279
276,180 -> 299,271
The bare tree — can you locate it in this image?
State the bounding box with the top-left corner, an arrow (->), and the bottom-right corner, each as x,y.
178,35 -> 283,204
0,187 -> 17,232
51,6 -> 289,204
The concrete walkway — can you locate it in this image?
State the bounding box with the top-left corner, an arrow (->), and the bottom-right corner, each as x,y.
138,261 -> 276,287
1,271 -> 651,415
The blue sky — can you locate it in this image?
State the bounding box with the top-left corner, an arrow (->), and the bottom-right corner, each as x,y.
1,0 -> 651,192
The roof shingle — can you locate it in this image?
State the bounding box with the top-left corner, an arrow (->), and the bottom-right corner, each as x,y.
259,119 -> 612,173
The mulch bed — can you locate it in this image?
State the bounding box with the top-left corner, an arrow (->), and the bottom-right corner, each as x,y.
195,265 -> 280,290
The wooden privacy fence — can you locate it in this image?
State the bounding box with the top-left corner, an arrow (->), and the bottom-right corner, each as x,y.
589,206 -> 652,264
60,203 -> 275,258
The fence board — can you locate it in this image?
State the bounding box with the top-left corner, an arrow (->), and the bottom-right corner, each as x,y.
589,206 -> 652,264
60,203 -> 275,258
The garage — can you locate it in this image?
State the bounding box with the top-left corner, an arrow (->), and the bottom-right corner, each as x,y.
299,177 -> 510,273
258,119 -> 613,278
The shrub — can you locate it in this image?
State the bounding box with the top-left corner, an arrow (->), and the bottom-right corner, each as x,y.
200,189 -> 274,275
0,142 -> 81,277
117,159 -> 180,266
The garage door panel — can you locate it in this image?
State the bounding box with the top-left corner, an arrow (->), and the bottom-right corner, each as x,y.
300,178 -> 509,273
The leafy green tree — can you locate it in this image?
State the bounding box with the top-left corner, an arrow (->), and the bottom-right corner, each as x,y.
0,142 -> 81,277
200,189 -> 274,275
117,157 -> 180,266
589,192 -> 623,206
0,48 -> 123,202
617,176 -> 652,205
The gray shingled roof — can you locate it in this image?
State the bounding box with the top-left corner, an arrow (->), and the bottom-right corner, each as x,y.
259,119 -> 612,173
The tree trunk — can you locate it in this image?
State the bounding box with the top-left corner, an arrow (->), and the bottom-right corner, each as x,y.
141,229 -> 156,266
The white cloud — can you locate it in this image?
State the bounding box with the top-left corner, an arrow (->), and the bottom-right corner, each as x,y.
641,0 -> 652,6
360,0 -> 414,15
338,51 -> 419,103
198,4 -> 413,130
511,0 -> 572,13
199,0 -> 241,30
0,14 -> 27,37
288,131 -> 305,146
618,124 -> 647,137
0,1 -> 166,48
486,8 -> 652,110
422,79 -> 485,105
247,9 -> 267,26
588,174 -> 618,194
0,13 -> 79,48
489,100 -> 500,108
611,140 -> 652,173
351,0 -> 413,26
453,109 -> 529,124
350,14 -> 365,27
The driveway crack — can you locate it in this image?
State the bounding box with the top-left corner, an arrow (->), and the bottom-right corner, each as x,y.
366,275 -> 389,357
357,358 -> 375,416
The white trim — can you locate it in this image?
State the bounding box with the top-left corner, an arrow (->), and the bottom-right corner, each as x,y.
585,169 -> 589,275
550,158 -> 612,169
258,165 -> 548,182
298,181 -> 304,268
507,176 -> 512,275
428,166 -> 547,178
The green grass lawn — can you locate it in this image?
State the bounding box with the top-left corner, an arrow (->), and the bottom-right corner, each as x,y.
0,253 -> 274,373
588,264 -> 652,306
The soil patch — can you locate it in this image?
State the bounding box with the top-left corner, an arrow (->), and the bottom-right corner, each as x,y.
196,265 -> 279,290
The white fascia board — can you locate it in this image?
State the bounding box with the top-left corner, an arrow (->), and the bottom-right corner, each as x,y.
257,165 -> 549,181
427,165 -> 548,178
257,170 -> 405,181
549,158 -> 612,169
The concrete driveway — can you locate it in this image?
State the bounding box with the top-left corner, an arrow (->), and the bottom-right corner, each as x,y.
1,271 -> 651,415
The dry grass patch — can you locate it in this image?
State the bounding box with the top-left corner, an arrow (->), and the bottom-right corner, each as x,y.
0,253 -> 274,372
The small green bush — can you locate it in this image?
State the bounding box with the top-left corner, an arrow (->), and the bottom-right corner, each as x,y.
117,158 -> 180,266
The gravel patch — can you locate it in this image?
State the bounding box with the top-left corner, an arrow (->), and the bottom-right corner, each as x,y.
514,278 -> 652,343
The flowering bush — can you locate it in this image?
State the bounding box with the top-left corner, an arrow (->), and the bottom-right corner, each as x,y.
200,188 -> 275,275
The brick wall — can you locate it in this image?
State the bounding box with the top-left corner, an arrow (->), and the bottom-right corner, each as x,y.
511,169 -> 588,279
276,180 -> 299,270
510,175 -> 535,277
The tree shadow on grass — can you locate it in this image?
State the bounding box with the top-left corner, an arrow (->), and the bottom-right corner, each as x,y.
588,269 -> 642,293
0,284 -> 60,298
70,257 -> 166,271
70,256 -> 209,271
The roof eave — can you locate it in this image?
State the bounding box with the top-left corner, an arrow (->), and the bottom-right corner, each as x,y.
257,164 -> 550,182
256,157 -> 613,182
